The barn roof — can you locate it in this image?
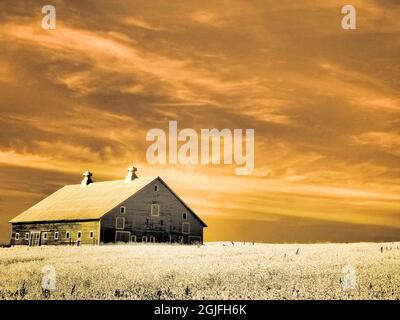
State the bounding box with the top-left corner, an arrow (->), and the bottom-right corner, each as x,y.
9,176 -> 207,227
9,177 -> 157,223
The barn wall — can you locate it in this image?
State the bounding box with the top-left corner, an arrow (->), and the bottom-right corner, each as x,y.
11,220 -> 100,246
100,178 -> 204,244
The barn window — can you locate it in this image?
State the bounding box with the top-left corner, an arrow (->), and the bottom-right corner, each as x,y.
66,231 -> 70,239
160,220 -> 163,225
178,236 -> 184,244
142,236 -> 148,243
54,232 -> 59,240
43,232 -> 47,240
15,233 -> 19,240
151,204 -> 160,216
182,212 -> 187,220
77,231 -> 82,239
89,231 -> 94,239
25,233 -> 29,240
154,185 -> 158,192
182,222 -> 190,234
150,236 -> 155,243
120,206 -> 126,214
116,217 -> 125,229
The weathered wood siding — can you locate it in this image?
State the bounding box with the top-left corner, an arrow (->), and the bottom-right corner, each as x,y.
11,220 -> 100,246
100,178 -> 204,244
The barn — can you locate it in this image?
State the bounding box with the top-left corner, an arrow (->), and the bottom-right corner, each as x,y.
9,166 -> 207,246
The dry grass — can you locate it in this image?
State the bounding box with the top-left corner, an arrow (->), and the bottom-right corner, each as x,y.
0,242 -> 399,300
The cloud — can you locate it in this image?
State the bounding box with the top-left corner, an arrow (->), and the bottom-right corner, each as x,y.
0,0 -> 399,242
352,131 -> 400,157
351,97 -> 400,111
190,11 -> 225,27
0,59 -> 15,84
123,16 -> 165,31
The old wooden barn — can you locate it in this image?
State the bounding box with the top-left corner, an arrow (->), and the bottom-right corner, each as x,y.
9,166 -> 207,246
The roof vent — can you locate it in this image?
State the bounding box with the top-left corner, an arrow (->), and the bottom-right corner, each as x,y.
81,171 -> 93,186
125,166 -> 138,182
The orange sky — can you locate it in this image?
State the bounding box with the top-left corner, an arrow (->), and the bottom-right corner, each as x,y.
0,0 -> 399,243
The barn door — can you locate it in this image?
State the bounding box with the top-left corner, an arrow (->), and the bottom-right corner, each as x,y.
29,232 -> 40,246
115,231 -> 130,243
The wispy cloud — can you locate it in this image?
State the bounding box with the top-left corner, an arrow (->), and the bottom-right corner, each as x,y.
0,0 -> 399,242
352,131 -> 400,157
123,16 -> 165,31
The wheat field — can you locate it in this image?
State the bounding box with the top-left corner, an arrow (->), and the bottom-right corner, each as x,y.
0,242 -> 399,300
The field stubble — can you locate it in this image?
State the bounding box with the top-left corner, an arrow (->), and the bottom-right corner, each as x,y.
0,242 -> 399,300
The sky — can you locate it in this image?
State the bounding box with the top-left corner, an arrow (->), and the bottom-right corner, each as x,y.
0,0 -> 399,243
